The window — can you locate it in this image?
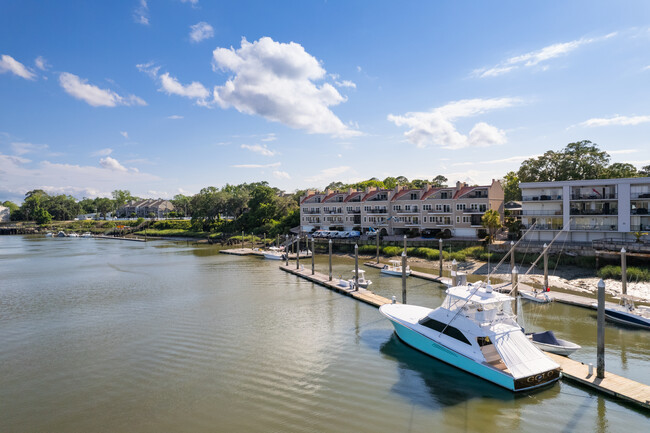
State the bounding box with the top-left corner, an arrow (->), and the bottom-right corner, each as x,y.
470,203 -> 479,211
456,216 -> 460,223
405,205 -> 411,211
393,205 -> 401,211
418,317 -> 471,345
423,217 -> 427,222
463,216 -> 471,223
410,193 -> 418,200
423,204 -> 432,211
479,204 -> 487,212
457,203 -> 466,211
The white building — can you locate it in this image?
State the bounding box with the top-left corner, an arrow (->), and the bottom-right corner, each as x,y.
0,205 -> 10,222
520,177 -> 650,242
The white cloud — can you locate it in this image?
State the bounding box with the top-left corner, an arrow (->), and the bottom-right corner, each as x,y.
181,0 -> 199,5
11,142 -> 48,155
167,114 -> 184,119
91,148 -> 113,156
241,143 -> 276,157
273,170 -> 291,179
335,79 -> 356,88
305,166 -> 352,184
388,98 -> 519,149
136,62 -> 160,79
261,133 -> 277,142
0,54 -> 36,80
190,22 -> 214,43
606,149 -> 638,155
120,131 -> 129,139
578,115 -> 650,127
231,162 -> 281,168
99,156 -> 128,172
473,32 -> 617,78
59,72 -> 147,107
159,72 -> 209,100
134,0 -> 149,25
34,56 -> 49,71
212,37 -> 360,137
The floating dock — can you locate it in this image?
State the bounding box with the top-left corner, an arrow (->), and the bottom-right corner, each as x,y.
220,247 -> 312,259
94,235 -> 146,242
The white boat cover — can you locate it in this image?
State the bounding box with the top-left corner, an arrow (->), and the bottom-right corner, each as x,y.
493,328 -> 559,379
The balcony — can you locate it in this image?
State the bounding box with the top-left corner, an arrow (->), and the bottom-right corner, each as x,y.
367,196 -> 388,202
570,193 -> 617,200
521,210 -> 563,216
522,195 -> 562,201
365,209 -> 388,214
630,224 -> 650,231
464,192 -> 488,199
522,224 -> 563,231
428,209 -> 451,214
631,208 -> 649,215
570,224 -> 617,231
346,209 -> 361,214
463,208 -> 487,214
397,207 -> 419,214
631,192 -> 650,199
303,210 -> 321,214
323,210 -> 343,214
569,208 -> 618,216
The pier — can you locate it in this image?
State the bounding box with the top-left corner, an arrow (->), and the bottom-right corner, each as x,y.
220,247 -> 313,259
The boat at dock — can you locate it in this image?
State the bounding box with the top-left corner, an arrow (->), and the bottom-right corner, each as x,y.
56,231 -> 67,237
263,246 -> 285,260
45,232 -> 53,237
526,331 -> 581,357
381,260 -> 410,277
352,269 -> 372,288
68,232 -> 79,238
605,295 -> 650,330
520,290 -> 552,304
379,282 -> 561,392
81,232 -> 93,238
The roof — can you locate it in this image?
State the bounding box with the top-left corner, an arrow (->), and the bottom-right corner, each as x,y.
343,191 -> 362,202
391,188 -> 416,201
453,185 -> 489,199
361,189 -> 390,201
420,187 -> 442,200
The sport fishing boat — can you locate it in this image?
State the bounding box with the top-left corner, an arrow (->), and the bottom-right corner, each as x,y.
380,282 -> 561,392
381,260 -> 411,277
263,246 -> 285,261
604,295 -> 650,330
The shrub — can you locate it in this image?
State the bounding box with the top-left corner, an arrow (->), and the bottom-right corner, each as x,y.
597,265 -> 650,282
358,245 -> 376,254
382,246 -> 403,256
152,220 -> 192,230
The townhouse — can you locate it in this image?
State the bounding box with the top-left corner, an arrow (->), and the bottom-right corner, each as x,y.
118,199 -> 175,218
300,180 -> 504,238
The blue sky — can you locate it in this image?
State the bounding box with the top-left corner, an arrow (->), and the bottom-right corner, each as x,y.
2,0 -> 650,202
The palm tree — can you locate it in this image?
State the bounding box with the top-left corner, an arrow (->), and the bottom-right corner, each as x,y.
481,209 -> 501,244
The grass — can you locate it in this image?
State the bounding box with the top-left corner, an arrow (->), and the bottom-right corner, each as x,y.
597,265 -> 650,282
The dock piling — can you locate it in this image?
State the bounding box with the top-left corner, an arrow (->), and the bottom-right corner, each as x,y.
597,279 -> 605,379
328,239 -> 332,281
621,248 -> 627,295
510,241 -> 515,272
512,267 -> 519,317
354,244 -> 359,291
401,251 -> 407,304
439,238 -> 443,277
296,235 -> 300,269
543,243 -> 548,290
451,259 -> 458,287
376,231 -> 380,264
311,237 -> 315,275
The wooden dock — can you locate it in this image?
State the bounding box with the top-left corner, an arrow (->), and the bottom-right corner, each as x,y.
545,352 -> 650,410
94,235 -> 146,242
220,247 -> 312,259
364,261 -> 453,286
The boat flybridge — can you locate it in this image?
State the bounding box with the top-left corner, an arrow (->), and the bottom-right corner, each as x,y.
381,260 -> 411,277
380,282 -> 561,392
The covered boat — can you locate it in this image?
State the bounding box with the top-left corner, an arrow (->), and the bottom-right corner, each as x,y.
526,330 -> 580,356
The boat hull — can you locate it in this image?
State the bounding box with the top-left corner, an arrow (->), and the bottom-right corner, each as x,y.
263,253 -> 284,260
381,269 -> 411,277
386,319 -> 560,392
605,310 -> 650,330
520,291 -> 552,304
529,340 -> 580,357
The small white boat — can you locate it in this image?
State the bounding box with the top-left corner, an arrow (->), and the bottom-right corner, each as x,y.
520,290 -> 552,304
350,269 -> 372,288
381,260 -> 411,277
81,232 -> 93,238
45,232 -> 53,237
380,282 -> 561,392
605,296 -> 650,330
263,246 -> 285,260
68,233 -> 79,238
527,331 -> 581,357
56,231 -> 67,237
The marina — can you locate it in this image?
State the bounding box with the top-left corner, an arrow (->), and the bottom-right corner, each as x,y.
1,236 -> 649,432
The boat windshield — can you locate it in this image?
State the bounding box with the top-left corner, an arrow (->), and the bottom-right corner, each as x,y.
442,293 -> 514,324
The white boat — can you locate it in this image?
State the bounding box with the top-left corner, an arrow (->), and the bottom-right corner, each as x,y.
56,231 -> 67,237
526,331 -> 581,357
351,269 -> 372,288
381,260 -> 411,277
263,246 -> 285,260
379,283 -> 561,392
45,232 -> 53,237
605,296 -> 650,330
520,290 -> 552,304
81,232 -> 93,238
68,233 -> 79,238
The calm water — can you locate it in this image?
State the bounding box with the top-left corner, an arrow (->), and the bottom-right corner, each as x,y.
1,236 -> 648,432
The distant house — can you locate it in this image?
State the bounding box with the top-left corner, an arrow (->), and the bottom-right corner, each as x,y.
118,199 -> 175,218
0,205 -> 10,222
76,213 -> 99,220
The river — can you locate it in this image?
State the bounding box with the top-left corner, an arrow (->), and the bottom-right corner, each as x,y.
1,236 -> 648,432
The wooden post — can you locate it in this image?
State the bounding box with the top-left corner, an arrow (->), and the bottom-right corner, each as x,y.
439,238 -> 443,277
597,279 -> 605,379
296,235 -> 300,269
311,237 -> 315,275
328,239 -> 333,281
621,248 -> 627,295
512,267 -> 518,317
241,230 -> 244,249
285,235 -> 289,266
510,241 -> 515,272
451,259 -> 458,287
276,234 -> 279,247
403,235 -> 407,255
543,243 -> 548,291
354,244 -> 359,291
401,251 -> 407,304
376,231 -> 380,264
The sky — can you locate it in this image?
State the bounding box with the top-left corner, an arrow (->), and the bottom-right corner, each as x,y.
2,0 -> 650,203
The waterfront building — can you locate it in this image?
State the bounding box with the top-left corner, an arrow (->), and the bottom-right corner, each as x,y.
300,180 -> 504,238
520,177 -> 650,242
118,199 -> 175,218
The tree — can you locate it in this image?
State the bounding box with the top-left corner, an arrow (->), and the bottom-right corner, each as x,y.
481,209 -> 501,243
171,194 -> 192,217
112,190 -> 133,216
431,175 -> 448,187
640,165 -> 650,177
33,207 -> 52,225
382,177 -> 398,189
603,162 -> 638,179
501,171 -> 522,202
518,140 -> 610,182
2,200 -> 19,213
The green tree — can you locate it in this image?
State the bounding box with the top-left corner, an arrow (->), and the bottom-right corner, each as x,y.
518,140 -> 610,182
431,175 -> 448,187
112,190 -> 134,216
171,194 -> 192,217
382,176 -> 398,189
640,165 -> 650,177
33,207 -> 52,225
2,200 -> 19,213
501,171 -> 522,202
481,209 -> 501,243
603,162 -> 638,179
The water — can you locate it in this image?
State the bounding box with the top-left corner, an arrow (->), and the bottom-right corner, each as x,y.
1,236 -> 648,432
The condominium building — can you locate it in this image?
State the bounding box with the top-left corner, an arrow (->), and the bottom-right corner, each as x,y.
300,180 -> 504,238
519,177 -> 650,242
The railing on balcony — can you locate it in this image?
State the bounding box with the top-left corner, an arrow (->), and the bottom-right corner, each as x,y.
428,209 -> 452,214
630,225 -> 650,231
631,208 -> 649,215
365,209 -> 388,214
522,195 -> 562,201
569,209 -> 618,215
397,207 -> 419,213
522,224 -> 563,231
521,210 -> 563,216
323,210 -> 343,214
464,193 -> 488,199
367,196 -> 388,202
631,192 -> 650,199
302,210 -> 321,214
570,193 -> 617,200
463,208 -> 487,214
570,224 -> 618,231
346,209 -> 361,214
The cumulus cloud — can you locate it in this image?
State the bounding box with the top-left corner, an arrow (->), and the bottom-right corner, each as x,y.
0,54 -> 36,80
136,61 -> 160,79
273,170 -> 291,179
34,56 -> 49,71
99,156 -> 128,172
241,143 -> 276,156
473,32 -> 617,78
159,72 -> 209,100
211,37 -> 359,137
59,72 -> 147,107
578,115 -> 650,127
388,98 -> 519,149
134,0 -> 149,25
190,22 -> 214,43
167,114 -> 184,119
91,148 -> 113,156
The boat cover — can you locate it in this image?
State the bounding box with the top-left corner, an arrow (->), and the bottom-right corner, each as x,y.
530,331 -> 560,346
493,328 -> 559,379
